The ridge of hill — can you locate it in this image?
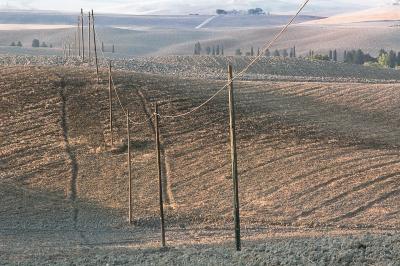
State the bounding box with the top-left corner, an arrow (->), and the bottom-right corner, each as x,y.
306,6 -> 400,25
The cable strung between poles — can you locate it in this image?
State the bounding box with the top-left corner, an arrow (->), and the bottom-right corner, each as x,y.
92,0 -> 311,122
160,0 -> 311,119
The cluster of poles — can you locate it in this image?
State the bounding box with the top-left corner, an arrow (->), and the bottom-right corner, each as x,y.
62,9 -> 99,83
82,0 -> 311,252
108,63 -> 242,251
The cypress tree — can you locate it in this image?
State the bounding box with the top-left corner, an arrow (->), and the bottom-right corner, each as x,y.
355,49 -> 364,65
389,50 -> 397,68
250,46 -> 254,56
235,48 -> 242,56
397,51 -> 400,66
221,45 -> 224,56
333,49 -> 337,62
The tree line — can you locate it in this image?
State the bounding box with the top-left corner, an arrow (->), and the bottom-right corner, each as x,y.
310,48 -> 400,68
194,42 -> 224,56
31,39 -> 53,48
194,41 -> 400,69
10,41 -> 23,47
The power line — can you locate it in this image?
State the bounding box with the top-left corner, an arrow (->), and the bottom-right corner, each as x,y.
161,0 -> 311,119
90,0 -> 311,122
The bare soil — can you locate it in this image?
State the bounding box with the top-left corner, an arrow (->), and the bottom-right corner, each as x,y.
1,65 -> 400,264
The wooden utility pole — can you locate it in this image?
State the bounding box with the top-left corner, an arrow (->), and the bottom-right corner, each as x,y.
77,17 -> 81,57
127,110 -> 132,224
74,31 -> 77,57
228,65 -> 241,251
154,103 -> 166,247
88,11 -> 91,64
91,10 -> 99,83
81,8 -> 85,61
108,61 -> 113,147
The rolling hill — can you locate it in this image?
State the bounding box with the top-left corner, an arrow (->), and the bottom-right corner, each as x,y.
305,5 -> 400,25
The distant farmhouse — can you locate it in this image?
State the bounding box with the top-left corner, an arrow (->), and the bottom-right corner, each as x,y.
216,8 -> 269,16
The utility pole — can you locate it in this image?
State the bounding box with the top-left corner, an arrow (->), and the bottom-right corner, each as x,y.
77,17 -> 81,57
127,111 -> 132,224
228,65 -> 241,251
81,8 -> 85,61
154,102 -> 166,247
88,11 -> 91,64
92,10 -> 99,83
108,61 -> 113,147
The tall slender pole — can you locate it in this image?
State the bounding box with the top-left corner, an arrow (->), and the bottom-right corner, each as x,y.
127,110 -> 132,224
88,11 -> 91,64
74,31 -> 77,57
77,17 -> 81,57
81,8 -> 85,61
92,10 -> 99,83
155,102 -> 166,247
228,65 -> 241,251
108,61 -> 113,147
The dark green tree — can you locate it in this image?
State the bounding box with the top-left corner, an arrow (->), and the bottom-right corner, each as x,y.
194,42 -> 201,55
273,49 -> 280,57
32,39 -> 40,47
10,41 -> 16,46
17,41 -> 22,47
354,49 -> 365,65
333,49 -> 337,62
397,51 -> 400,66
388,50 -> 397,68
282,49 -> 288,58
250,46 -> 254,56
235,48 -> 242,56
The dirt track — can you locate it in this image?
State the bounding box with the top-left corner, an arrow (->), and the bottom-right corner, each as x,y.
1,65 -> 400,264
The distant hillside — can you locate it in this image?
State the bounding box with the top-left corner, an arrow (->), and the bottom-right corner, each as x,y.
305,6 -> 400,25
0,10 -> 320,29
1,24 -> 400,58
